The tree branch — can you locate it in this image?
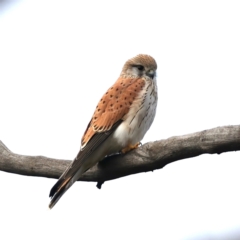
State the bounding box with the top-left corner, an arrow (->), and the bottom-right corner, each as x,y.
0,125 -> 240,187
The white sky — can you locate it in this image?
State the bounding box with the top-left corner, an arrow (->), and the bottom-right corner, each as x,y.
0,1 -> 240,239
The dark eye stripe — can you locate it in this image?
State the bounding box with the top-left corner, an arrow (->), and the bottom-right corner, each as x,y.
132,64 -> 144,71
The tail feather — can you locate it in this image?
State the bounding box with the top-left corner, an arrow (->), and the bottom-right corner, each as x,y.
49,154 -> 96,209
49,152 -> 91,209
49,177 -> 72,209
48,121 -> 122,209
49,174 -> 73,198
49,159 -> 85,209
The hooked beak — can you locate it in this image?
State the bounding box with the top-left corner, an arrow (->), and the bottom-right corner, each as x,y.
146,70 -> 155,79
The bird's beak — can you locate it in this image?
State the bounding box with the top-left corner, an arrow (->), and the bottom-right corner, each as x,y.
146,70 -> 155,79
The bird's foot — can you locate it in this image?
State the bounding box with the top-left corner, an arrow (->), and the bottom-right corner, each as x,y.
121,142 -> 141,154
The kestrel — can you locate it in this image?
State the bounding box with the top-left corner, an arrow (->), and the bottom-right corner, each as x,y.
49,54 -> 158,209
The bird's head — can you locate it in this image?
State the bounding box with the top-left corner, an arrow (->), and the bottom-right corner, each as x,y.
121,54 -> 157,80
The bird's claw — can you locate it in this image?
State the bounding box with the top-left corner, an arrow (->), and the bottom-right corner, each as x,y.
121,142 -> 141,154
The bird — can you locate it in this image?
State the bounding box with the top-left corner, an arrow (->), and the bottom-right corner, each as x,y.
49,54 -> 158,209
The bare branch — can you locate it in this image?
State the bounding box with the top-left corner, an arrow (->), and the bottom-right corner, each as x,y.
0,125 -> 240,186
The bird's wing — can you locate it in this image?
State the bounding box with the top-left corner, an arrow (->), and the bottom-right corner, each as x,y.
49,77 -> 145,208
81,77 -> 146,147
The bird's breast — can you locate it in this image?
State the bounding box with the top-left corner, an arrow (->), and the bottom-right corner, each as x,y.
113,79 -> 158,148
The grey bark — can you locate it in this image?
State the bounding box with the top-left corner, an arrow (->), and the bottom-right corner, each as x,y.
0,125 -> 240,188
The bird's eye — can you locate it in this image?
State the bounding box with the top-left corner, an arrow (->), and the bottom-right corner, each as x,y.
136,65 -> 144,71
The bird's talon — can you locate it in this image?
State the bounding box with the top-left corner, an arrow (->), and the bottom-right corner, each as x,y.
121,142 -> 141,154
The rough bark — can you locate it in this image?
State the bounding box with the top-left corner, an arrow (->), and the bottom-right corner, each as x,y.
0,125 -> 240,188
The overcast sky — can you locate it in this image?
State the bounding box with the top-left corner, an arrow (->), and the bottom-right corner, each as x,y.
0,1 -> 240,239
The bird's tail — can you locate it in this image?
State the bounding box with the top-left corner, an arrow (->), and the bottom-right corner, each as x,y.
48,158 -> 86,209
49,121 -> 122,209
49,176 -> 72,209
49,172 -> 76,209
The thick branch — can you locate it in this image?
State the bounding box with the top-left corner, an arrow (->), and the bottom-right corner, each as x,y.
0,125 -> 240,185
